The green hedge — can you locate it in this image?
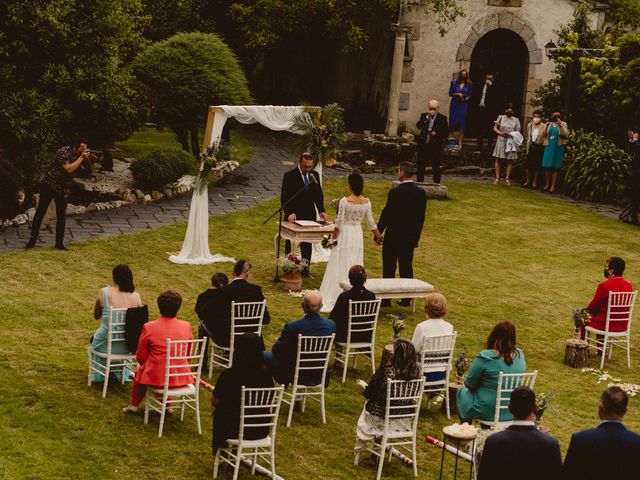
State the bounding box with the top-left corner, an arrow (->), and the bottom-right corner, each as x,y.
129,148 -> 195,191
564,130 -> 631,203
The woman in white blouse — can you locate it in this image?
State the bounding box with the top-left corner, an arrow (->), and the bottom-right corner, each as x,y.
411,293 -> 454,354
523,110 -> 546,188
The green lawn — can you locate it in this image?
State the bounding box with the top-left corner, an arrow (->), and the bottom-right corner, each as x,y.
1,180 -> 639,479
114,127 -> 252,164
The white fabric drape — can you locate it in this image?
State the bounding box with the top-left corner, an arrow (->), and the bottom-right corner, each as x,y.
169,106 -> 315,265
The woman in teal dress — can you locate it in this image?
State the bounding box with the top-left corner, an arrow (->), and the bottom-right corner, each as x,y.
456,321 -> 526,422
88,265 -> 143,382
542,112 -> 569,193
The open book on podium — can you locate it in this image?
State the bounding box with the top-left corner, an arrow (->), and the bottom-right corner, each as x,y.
294,220 -> 322,227
274,220 -> 335,260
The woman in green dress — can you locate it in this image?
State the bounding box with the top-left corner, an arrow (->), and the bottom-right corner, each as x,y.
456,321 -> 526,422
541,111 -> 569,193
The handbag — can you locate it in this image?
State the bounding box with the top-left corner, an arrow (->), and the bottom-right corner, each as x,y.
124,305 -> 149,353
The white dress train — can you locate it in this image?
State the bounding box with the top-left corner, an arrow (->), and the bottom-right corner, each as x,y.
319,197 -> 376,312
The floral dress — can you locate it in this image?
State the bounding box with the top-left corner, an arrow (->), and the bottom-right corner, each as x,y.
492,115 -> 521,160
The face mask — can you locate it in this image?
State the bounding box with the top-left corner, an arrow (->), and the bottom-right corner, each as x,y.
461,74 -> 467,79
506,111 -> 513,117
533,117 -> 541,124
604,268 -> 610,279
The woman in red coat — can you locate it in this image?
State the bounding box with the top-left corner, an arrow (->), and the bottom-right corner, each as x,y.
587,257 -> 633,332
123,290 -> 193,413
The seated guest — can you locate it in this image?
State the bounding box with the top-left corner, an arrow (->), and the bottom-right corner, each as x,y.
122,290 -> 193,413
89,264 -> 143,383
264,291 -> 336,387
411,292 -> 454,383
209,260 -> 271,348
457,321 -> 526,423
586,257 -> 633,332
330,265 -> 376,343
563,386 -> 640,480
195,272 -> 229,370
211,333 -> 274,454
478,386 -> 562,480
355,339 -> 422,452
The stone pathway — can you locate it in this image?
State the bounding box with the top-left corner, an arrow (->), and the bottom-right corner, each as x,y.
0,126 -> 631,254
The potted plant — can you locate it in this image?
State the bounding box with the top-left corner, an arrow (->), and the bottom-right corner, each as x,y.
454,352 -> 471,385
534,391 -> 556,429
388,314 -> 405,342
572,308 -> 592,340
278,254 -> 308,291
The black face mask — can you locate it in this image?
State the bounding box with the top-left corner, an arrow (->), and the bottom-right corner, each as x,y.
506,111 -> 513,117
604,268 -> 610,279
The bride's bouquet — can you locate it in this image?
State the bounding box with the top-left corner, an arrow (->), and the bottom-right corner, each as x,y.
321,234 -> 337,250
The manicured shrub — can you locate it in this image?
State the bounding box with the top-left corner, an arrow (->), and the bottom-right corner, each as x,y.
130,148 -> 195,191
564,129 -> 631,203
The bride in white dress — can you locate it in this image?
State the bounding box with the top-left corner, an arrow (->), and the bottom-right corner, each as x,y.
319,171 -> 382,312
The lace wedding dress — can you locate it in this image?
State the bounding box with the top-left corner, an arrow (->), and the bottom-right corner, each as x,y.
319,197 -> 376,312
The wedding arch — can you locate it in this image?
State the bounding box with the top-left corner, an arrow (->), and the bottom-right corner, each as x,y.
168,105 -> 322,265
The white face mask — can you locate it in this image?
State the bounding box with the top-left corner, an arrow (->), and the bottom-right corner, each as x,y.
533,117 -> 541,124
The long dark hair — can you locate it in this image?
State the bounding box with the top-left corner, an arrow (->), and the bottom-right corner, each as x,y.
392,339 -> 421,380
348,169 -> 364,196
456,69 -> 471,86
231,333 -> 266,376
112,264 -> 135,293
486,321 -> 519,365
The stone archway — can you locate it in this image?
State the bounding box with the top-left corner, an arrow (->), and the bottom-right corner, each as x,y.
456,12 -> 542,121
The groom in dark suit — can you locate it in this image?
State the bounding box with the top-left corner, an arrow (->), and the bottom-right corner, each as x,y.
376,161 -> 427,306
280,152 -> 327,273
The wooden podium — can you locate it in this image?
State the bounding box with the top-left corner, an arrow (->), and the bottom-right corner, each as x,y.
274,221 -> 335,264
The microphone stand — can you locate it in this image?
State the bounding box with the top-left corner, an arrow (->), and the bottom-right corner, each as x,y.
263,181 -> 312,283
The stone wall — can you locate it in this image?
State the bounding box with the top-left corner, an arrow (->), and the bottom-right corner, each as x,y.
399,0 -> 605,132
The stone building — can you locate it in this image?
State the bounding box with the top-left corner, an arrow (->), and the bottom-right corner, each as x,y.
398,0 -> 607,135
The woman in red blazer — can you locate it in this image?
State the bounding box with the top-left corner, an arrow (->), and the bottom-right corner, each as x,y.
123,290 -> 193,412
587,257 -> 633,332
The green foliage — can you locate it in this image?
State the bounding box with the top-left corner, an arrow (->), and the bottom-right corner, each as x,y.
292,103 -> 347,165
133,32 -> 251,158
0,0 -> 149,185
564,129 -> 631,203
129,147 -> 195,191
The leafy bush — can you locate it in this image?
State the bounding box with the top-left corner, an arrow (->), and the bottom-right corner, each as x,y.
564,129 -> 631,203
130,148 -> 195,191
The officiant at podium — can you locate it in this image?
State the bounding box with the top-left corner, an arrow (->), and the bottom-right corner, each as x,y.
280,152 -> 327,275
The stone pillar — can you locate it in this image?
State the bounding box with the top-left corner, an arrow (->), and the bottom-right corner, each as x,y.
386,25 -> 411,137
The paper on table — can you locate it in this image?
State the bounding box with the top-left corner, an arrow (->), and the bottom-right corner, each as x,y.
294,220 -> 322,227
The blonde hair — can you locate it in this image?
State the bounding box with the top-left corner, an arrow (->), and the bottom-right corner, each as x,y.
424,293 -> 448,318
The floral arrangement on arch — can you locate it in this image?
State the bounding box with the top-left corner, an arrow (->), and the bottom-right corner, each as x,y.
195,144 -> 224,194
277,254 -> 308,275
292,103 -> 347,166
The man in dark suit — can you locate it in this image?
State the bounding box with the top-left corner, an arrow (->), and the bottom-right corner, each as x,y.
264,291 -> 335,387
478,386 -> 562,480
475,73 -> 500,152
280,152 -> 327,273
377,161 -> 427,306
195,272 -> 229,371
202,260 -> 270,349
415,99 -> 449,183
627,128 -> 640,224
563,386 -> 640,480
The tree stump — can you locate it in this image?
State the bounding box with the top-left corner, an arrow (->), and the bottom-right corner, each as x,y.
564,338 -> 589,368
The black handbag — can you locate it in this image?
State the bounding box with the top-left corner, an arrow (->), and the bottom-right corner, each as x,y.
124,305 -> 149,353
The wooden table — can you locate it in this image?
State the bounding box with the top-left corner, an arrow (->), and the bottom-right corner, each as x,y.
340,278 -> 435,312
274,221 -> 335,264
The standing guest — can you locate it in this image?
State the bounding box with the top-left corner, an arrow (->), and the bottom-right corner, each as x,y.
280,152 -> 327,274
627,128 -> 640,225
89,264 -> 143,383
330,265 -> 377,343
448,70 -> 472,148
211,333 -> 274,454
457,321 -> 526,423
541,111 -> 569,193
523,110 -> 546,188
478,386 -> 562,480
354,339 -> 422,453
415,99 -> 449,183
475,73 -> 500,152
586,257 -> 633,333
563,386 -> 640,480
264,291 -> 335,387
377,162 -> 427,307
195,272 -> 229,372
492,104 -> 521,186
122,290 -> 193,413
411,293 -> 454,355
26,138 -> 91,250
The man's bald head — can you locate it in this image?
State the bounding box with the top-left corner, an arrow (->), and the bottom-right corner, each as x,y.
302,290 -> 323,315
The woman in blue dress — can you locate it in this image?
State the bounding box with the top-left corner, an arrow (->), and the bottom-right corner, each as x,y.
542,111 -> 569,193
88,264 -> 143,382
449,69 -> 473,148
456,321 -> 526,423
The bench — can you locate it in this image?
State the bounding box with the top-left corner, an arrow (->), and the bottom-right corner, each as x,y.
339,278 -> 435,312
